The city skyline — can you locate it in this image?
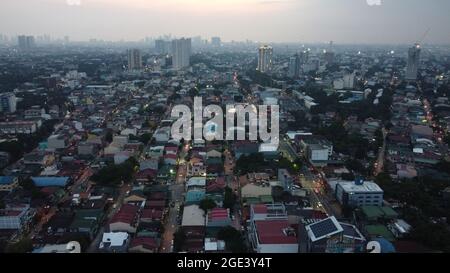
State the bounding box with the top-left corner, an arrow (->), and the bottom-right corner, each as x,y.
1,0 -> 450,44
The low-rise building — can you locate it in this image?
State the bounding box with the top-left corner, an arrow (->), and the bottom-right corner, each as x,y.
335,179 -> 384,207
0,176 -> 19,192
99,232 -> 130,253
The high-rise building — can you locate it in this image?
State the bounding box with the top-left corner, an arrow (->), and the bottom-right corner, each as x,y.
171,38 -> 192,70
406,43 -> 421,81
155,39 -> 170,55
288,54 -> 301,78
18,35 -> 35,50
127,49 -> 143,71
0,93 -> 17,113
324,41 -> 335,64
211,37 -> 221,47
257,45 -> 273,73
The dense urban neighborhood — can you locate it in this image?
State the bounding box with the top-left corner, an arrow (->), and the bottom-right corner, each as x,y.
1,34 -> 450,254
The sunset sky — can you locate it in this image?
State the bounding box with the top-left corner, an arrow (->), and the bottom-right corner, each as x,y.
1,0 -> 450,44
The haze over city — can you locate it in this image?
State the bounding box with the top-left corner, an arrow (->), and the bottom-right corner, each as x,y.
1,0 -> 450,44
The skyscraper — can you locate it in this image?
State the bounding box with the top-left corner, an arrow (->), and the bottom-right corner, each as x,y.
324,41 -> 335,64
0,93 -> 17,113
257,45 -> 273,73
211,37 -> 221,47
127,49 -> 143,71
171,38 -> 192,70
18,35 -> 35,50
406,43 -> 421,81
155,39 -> 170,55
288,54 -> 300,78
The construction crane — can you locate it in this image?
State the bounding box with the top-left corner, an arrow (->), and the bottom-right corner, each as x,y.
416,27 -> 431,45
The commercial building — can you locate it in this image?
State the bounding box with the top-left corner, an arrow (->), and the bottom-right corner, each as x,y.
335,179 -> 384,207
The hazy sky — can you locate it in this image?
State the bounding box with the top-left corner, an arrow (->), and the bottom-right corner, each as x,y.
1,0 -> 450,44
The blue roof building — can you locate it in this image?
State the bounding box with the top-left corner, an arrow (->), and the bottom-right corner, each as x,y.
0,176 -> 19,192
31,177 -> 70,187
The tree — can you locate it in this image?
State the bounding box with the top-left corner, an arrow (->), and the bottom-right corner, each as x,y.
217,226 -> 247,253
140,133 -> 152,145
223,187 -> 236,213
0,141 -> 24,163
444,134 -> 450,146
19,178 -> 44,200
91,158 -> 138,187
173,229 -> 187,252
199,198 -> 217,213
105,131 -> 113,143
235,153 -> 266,174
5,238 -> 33,253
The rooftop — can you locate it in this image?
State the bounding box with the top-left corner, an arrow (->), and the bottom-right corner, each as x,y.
337,181 -> 383,193
306,216 -> 343,242
255,220 -> 297,245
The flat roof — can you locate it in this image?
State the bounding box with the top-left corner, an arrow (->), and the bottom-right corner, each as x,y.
182,205 -> 205,227
337,181 -> 383,193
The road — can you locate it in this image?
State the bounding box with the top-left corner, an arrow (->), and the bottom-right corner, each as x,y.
374,128 -> 388,176
159,143 -> 189,253
300,165 -> 341,217
86,183 -> 132,253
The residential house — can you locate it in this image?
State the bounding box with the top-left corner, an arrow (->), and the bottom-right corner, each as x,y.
109,204 -> 140,233
99,232 -> 130,253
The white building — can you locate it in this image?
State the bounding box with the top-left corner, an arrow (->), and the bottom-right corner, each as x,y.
335,180 -> 384,207
343,72 -> 356,89
257,45 -> 273,73
99,232 -> 130,253
171,38 -> 191,70
127,49 -> 143,71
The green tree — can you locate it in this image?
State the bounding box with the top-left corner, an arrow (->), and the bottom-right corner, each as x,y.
0,141 -> 24,163
91,158 -> 138,187
140,133 -> 152,145
5,238 -> 33,253
217,226 -> 247,253
223,187 -> 236,213
105,131 -> 113,143
199,198 -> 217,213
173,229 -> 187,252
